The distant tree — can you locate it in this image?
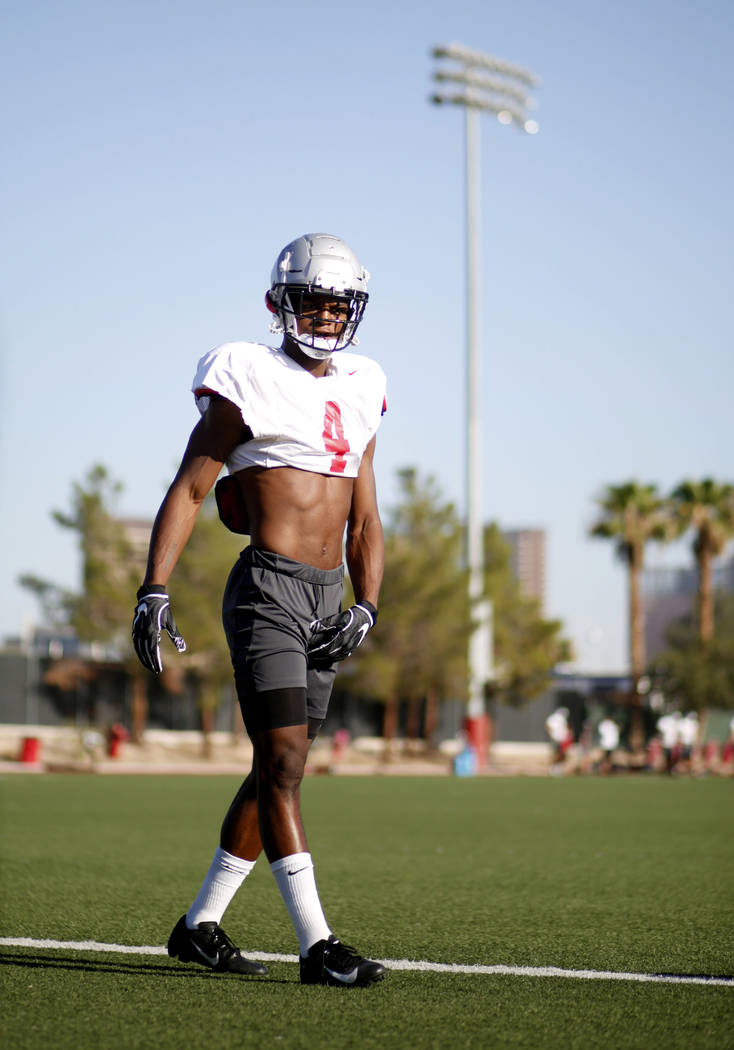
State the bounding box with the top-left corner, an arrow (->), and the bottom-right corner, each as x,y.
669,479 -> 734,646
19,464 -> 150,738
652,594 -> 734,715
20,464 -> 139,643
19,464 -> 244,751
484,524 -> 571,707
342,468 -> 471,751
18,574 -> 76,632
343,469 -> 570,752
590,482 -> 669,695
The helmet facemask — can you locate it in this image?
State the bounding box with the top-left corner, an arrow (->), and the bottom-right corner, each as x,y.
270,285 -> 368,359
267,233 -> 370,359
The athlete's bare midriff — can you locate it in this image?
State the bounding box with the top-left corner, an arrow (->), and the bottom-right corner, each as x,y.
234,464 -> 355,569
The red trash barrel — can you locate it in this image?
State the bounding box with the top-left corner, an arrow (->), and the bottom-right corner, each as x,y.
20,737 -> 41,763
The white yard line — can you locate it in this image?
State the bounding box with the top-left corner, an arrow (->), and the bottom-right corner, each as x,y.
1,937 -> 732,988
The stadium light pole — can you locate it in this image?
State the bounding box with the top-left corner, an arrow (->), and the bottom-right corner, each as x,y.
430,43 -> 539,745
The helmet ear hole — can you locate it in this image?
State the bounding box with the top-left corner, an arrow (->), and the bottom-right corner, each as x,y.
265,290 -> 278,314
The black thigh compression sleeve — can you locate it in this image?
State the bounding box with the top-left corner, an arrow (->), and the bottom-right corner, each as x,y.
239,686 -> 308,736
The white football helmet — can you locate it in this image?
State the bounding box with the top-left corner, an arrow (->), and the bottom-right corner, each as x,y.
266,233 -> 370,359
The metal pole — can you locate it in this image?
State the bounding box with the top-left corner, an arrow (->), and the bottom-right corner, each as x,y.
465,103 -> 486,718
430,43 -> 539,732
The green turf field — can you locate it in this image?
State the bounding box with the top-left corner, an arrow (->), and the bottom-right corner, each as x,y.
1,774 -> 732,1049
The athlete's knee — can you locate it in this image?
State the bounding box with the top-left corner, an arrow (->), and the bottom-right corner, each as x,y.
255,729 -> 308,795
263,758 -> 304,798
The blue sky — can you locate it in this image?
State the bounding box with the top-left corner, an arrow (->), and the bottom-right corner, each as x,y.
2,0 -> 732,671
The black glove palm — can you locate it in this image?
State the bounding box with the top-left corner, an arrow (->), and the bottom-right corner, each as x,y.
132,585 -> 186,674
307,601 -> 377,669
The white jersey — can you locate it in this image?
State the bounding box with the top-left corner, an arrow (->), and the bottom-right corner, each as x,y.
598,718 -> 619,751
657,713 -> 680,749
545,710 -> 569,744
678,713 -> 699,748
192,342 -> 387,478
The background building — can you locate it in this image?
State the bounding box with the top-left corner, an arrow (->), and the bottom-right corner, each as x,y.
642,554 -> 734,662
118,518 -> 153,567
502,528 -> 546,611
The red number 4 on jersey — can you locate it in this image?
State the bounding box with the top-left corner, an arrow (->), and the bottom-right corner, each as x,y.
323,401 -> 350,474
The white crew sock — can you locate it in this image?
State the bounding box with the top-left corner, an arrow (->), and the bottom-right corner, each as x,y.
186,846 -> 256,928
270,852 -> 331,955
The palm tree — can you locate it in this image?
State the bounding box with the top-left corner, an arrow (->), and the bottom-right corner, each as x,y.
590,482 -> 669,695
669,479 -> 734,645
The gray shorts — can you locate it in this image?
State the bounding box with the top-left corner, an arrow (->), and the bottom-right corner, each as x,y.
222,546 -> 344,727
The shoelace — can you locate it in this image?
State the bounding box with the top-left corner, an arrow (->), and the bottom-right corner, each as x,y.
206,925 -> 238,956
327,940 -> 364,968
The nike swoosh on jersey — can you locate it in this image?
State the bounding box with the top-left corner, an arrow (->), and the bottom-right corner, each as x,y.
325,965 -> 358,984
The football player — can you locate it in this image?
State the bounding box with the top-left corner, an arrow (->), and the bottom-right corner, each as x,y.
132,234 -> 387,987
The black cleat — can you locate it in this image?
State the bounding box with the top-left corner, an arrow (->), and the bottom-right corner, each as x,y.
300,935 -> 386,988
167,914 -> 268,976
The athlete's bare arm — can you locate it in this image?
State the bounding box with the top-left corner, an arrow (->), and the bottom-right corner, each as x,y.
143,397 -> 248,586
345,436 -> 384,606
